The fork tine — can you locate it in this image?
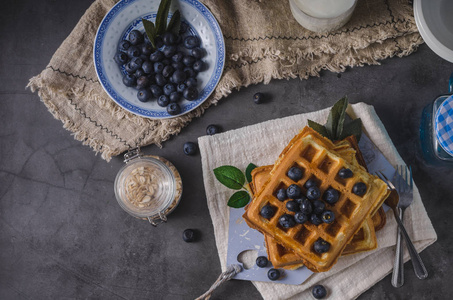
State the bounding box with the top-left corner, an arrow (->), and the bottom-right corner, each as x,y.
376,171 -> 396,190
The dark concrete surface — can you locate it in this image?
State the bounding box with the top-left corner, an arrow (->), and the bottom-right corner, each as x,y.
1,1 -> 452,299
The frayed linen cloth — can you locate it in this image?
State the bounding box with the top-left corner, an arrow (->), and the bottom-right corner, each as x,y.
28,0 -> 421,161
198,103 -> 437,300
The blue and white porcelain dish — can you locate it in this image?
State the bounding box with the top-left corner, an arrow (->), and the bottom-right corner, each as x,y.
94,0 -> 225,119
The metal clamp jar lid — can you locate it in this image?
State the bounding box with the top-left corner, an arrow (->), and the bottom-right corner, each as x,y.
114,148 -> 182,226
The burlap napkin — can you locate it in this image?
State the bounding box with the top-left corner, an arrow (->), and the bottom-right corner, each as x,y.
198,103 -> 437,300
28,0 -> 421,161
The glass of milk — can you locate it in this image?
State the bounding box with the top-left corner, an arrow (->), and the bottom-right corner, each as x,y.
289,0 -> 358,33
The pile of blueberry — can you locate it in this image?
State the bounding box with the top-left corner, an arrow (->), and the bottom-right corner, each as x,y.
255,256 -> 282,281
114,22 -> 206,116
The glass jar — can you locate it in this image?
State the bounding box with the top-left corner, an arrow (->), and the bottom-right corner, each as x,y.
289,0 -> 358,33
114,149 -> 182,226
420,73 -> 453,164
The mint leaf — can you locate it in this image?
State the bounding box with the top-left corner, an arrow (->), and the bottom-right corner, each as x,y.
325,97 -> 348,140
213,166 -> 245,190
227,191 -> 251,208
142,18 -> 156,48
167,10 -> 181,36
308,120 -> 330,139
245,163 -> 258,184
155,0 -> 172,36
340,118 -> 363,141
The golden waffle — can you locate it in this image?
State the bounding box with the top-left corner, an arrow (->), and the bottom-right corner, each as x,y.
243,127 -> 390,272
251,165 -> 378,270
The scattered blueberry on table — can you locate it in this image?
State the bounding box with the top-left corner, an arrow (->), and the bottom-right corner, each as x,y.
114,22 -> 207,116
253,92 -> 264,104
312,284 -> 327,299
206,124 -> 221,135
182,229 -> 196,242
183,142 -> 198,155
267,268 -> 280,281
256,256 -> 269,268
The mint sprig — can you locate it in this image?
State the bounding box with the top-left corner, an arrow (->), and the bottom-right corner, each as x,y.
308,97 -> 362,142
214,163 -> 257,208
141,0 -> 181,48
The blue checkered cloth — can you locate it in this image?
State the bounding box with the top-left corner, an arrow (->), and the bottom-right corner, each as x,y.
435,95 -> 453,156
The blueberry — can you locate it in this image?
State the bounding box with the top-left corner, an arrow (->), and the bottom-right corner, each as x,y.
184,35 -> 200,49
286,200 -> 299,212
182,229 -> 196,242
134,68 -> 145,78
353,182 -> 367,196
253,92 -> 264,104
154,62 -> 164,74
299,199 -> 313,215
172,61 -> 185,70
136,76 -> 150,89
169,92 -> 181,103
167,103 -> 181,116
177,83 -> 187,93
312,285 -> 327,299
192,60 -> 205,72
124,63 -> 135,74
267,268 -> 280,281
323,188 -> 339,205
137,88 -> 151,102
118,40 -> 131,52
294,212 -> 308,224
157,95 -> 170,107
306,186 -> 321,200
155,36 -> 164,48
162,31 -> 177,45
183,87 -> 199,101
279,214 -> 296,228
163,83 -> 176,96
155,74 -> 167,87
179,22 -> 189,34
276,188 -> 288,201
182,55 -> 196,67
142,61 -> 154,74
127,45 -> 140,57
260,205 -> 275,219
191,47 -> 205,59
312,200 -> 326,215
122,74 -> 136,87
287,167 -> 303,181
183,141 -> 197,155
184,67 -> 198,78
162,65 -> 174,78
140,43 -> 153,56
321,210 -> 335,224
114,52 -> 128,65
163,45 -> 177,58
150,85 -> 163,98
313,238 -> 330,254
150,50 -> 164,62
128,30 -> 144,45
256,256 -> 269,268
172,51 -> 184,63
304,179 -> 317,189
286,184 -> 302,199
185,77 -> 197,88
172,70 -> 187,84
129,57 -> 143,72
295,195 -> 308,204
206,124 -> 221,135
310,214 -> 322,225
338,168 -> 353,179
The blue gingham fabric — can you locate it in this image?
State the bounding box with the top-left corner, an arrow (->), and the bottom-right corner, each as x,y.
435,95 -> 453,156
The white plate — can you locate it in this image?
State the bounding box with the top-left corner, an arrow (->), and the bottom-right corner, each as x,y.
414,0 -> 453,63
94,0 -> 225,119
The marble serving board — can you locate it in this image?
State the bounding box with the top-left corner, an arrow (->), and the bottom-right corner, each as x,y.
226,133 -> 396,284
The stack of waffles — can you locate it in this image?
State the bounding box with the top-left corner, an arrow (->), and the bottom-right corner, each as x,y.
243,127 -> 390,272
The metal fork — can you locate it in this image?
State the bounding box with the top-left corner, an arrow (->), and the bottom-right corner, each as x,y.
375,169 -> 428,285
